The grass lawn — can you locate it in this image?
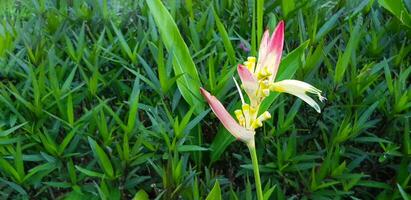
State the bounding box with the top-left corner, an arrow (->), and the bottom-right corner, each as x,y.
0,0 -> 410,199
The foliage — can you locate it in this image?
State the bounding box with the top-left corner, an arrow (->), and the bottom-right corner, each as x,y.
0,0 -> 410,199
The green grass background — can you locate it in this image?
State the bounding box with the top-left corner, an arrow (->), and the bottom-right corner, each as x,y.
0,0 -> 410,199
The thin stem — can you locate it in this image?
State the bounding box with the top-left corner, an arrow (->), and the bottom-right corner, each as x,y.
247,140 -> 263,200
251,0 -> 256,55
256,0 -> 264,44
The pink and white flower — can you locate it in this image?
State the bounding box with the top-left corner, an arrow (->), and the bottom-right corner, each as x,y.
201,21 -> 325,142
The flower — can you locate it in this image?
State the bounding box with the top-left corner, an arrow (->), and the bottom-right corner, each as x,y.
201,21 -> 325,142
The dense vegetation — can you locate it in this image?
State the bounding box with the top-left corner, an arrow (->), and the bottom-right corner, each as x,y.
0,0 -> 410,199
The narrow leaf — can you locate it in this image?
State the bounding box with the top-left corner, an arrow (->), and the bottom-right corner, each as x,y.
146,0 -> 203,113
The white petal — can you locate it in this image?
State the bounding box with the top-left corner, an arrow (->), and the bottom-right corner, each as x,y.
294,93 -> 321,113
233,77 -> 245,105
256,30 -> 270,73
270,80 -> 325,113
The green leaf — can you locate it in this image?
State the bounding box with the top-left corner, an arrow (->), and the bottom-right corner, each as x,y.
315,181 -> 340,190
132,189 -> 149,200
357,181 -> 391,189
256,0 -> 264,43
177,145 -> 208,152
58,127 -> 78,155
67,159 -> 77,185
206,180 -> 221,200
334,16 -> 362,84
281,0 -> 295,17
146,0 -> 203,113
0,122 -> 27,137
15,142 -> 25,180
263,185 -> 276,200
67,94 -> 74,126
212,7 -> 236,65
88,137 -> 114,178
23,163 -> 58,182
75,165 -> 105,178
126,76 -> 140,135
331,161 -> 346,177
0,177 -> 27,195
379,0 -> 411,28
397,183 -> 410,200
111,21 -> 135,63
0,158 -> 20,182
0,137 -> 24,145
175,105 -> 196,137
314,9 -> 343,43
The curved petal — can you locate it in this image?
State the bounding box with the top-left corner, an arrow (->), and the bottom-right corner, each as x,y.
237,64 -> 258,97
256,29 -> 270,73
200,88 -> 254,142
293,93 -> 321,113
267,20 -> 284,81
269,80 -> 325,113
268,21 -> 285,56
255,21 -> 285,82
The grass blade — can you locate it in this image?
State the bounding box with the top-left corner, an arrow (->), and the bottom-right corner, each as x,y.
334,17 -> 362,84
88,137 -> 114,178
378,0 -> 411,28
146,0 -> 203,113
206,180 -> 221,200
212,7 -> 236,65
0,122 -> 27,137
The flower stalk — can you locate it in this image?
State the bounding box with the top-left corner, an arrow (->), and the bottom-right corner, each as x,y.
247,140 -> 263,200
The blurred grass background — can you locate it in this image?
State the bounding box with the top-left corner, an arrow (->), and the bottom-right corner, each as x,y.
0,0 -> 410,199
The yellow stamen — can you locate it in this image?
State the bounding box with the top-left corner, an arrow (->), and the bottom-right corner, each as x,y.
262,89 -> 270,97
249,106 -> 257,116
235,109 -> 245,126
263,67 -> 271,76
260,80 -> 269,89
270,83 -> 285,92
244,61 -> 251,71
258,111 -> 271,121
257,72 -> 265,80
242,104 -> 250,128
256,67 -> 272,80
247,56 -> 256,63
242,104 -> 250,111
263,112 -> 271,119
234,109 -> 242,117
251,119 -> 263,129
245,56 -> 256,72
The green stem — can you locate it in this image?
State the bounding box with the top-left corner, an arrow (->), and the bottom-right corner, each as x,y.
256,0 -> 264,44
251,0 -> 256,55
247,140 -> 263,200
